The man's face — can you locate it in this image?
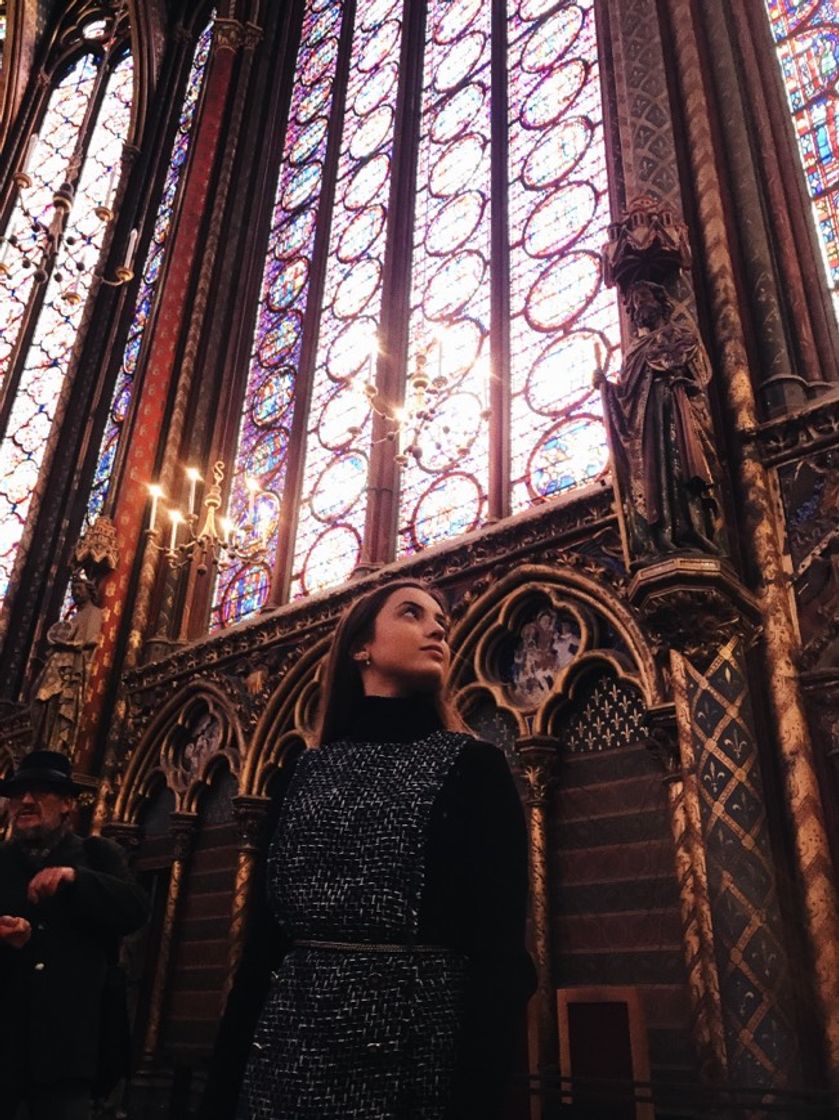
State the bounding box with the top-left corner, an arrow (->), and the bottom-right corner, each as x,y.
9,786 -> 73,840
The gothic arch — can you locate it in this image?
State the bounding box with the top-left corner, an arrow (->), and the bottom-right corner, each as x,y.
242,637 -> 327,796
113,679 -> 244,821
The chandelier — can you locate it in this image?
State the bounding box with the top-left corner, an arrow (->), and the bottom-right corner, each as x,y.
0,133 -> 137,298
147,461 -> 277,574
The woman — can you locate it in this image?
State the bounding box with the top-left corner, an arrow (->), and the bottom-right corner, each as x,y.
204,578 -> 535,1119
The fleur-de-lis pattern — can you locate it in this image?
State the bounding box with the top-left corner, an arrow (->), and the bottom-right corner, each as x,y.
681,640 -> 799,1088
558,672 -> 646,753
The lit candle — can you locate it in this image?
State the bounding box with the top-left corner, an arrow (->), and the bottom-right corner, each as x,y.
220,516 -> 232,544
169,509 -> 182,552
148,484 -> 163,532
123,228 -> 138,271
22,133 -> 39,174
185,467 -> 201,517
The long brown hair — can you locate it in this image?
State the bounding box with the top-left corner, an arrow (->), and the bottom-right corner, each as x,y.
316,579 -> 460,745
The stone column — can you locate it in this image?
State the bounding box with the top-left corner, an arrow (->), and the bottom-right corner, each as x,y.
646,708 -> 728,1085
142,812 -> 197,1060
227,794 -> 271,991
515,737 -> 560,1079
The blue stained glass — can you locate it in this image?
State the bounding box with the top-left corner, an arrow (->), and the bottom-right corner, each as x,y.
81,17 -> 214,531
766,1 -> 839,300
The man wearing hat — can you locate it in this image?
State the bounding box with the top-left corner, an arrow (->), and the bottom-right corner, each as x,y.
0,750 -> 149,1119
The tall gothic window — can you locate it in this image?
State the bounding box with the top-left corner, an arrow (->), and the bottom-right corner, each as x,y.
214,0 -> 618,628
0,20 -> 132,601
0,5 -> 6,69
766,0 -> 839,322
82,16 -> 215,528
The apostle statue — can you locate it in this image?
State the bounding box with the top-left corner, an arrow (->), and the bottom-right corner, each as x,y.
597,280 -> 721,562
31,570 -> 103,755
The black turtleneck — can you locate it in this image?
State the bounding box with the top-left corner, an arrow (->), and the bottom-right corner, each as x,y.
344,693 -> 444,744
201,693 -> 535,1120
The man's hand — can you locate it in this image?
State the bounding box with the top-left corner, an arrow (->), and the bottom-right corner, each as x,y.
27,866 -> 76,904
0,915 -> 32,948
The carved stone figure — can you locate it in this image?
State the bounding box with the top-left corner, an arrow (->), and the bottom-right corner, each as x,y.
30,571 -> 103,755
598,281 -> 721,561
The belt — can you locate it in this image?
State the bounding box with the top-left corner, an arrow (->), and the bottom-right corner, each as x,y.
292,939 -> 451,954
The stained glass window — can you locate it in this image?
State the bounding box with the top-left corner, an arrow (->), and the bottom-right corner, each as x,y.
217,0 -> 617,626
83,18 -> 214,528
0,51 -> 133,601
766,0 -> 839,322
0,7 -> 6,69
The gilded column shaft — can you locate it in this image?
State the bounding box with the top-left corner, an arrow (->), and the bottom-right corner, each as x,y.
142,816 -> 196,1060
665,0 -> 839,1079
664,773 -> 728,1083
517,741 -> 559,1076
227,795 -> 271,993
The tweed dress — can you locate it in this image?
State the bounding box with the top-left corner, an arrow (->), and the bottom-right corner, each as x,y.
239,729 -> 474,1120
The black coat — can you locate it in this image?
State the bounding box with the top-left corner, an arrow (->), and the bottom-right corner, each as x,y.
0,831 -> 149,1089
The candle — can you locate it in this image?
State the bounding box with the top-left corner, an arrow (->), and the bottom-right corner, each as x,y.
594,340 -> 606,375
186,467 -> 201,517
123,228 -> 138,270
104,163 -> 118,210
220,517 -> 232,545
148,484 -> 163,532
22,133 -> 39,174
169,509 -> 182,552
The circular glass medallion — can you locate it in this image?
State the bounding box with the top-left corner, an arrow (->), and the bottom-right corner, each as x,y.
220,563 -> 271,627
302,525 -> 361,594
525,330 -> 605,416
301,36 -> 339,85
327,316 -> 378,379
267,257 -> 309,313
318,385 -> 370,449
353,62 -> 398,117
310,452 -> 368,521
296,75 -> 333,125
522,117 -> 592,189
360,0 -> 402,30
337,205 -> 386,263
426,191 -> 485,257
274,208 -> 318,260
521,61 -> 586,130
429,134 -> 486,198
333,258 -> 382,319
244,426 -> 288,482
434,0 -> 484,43
410,472 -> 483,550
281,161 -> 322,211
430,83 -> 486,145
521,6 -> 584,73
526,415 -> 607,499
433,318 -> 485,378
434,33 -> 486,93
251,367 -> 295,428
526,251 -> 600,332
113,382 -> 133,422
424,251 -> 487,321
257,312 -> 303,367
358,19 -> 401,73
288,117 -> 329,167
343,153 -> 390,210
349,105 -> 394,161
523,181 -> 597,259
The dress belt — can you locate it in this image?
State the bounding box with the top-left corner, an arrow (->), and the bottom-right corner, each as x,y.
293,938 -> 450,954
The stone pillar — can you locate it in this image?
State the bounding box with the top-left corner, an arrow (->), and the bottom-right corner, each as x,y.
646,708 -> 728,1086
142,812 -> 197,1060
515,737 -> 560,1080
227,794 -> 271,991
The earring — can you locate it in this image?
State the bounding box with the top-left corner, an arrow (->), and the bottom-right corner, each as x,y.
355,650 -> 371,666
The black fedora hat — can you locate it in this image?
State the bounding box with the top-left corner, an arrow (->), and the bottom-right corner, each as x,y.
0,750 -> 81,797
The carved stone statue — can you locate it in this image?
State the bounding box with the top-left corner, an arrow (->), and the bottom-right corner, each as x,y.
598,280 -> 721,560
31,571 -> 103,755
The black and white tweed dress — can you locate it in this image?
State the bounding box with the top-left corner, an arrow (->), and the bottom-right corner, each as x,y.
239,729 -> 474,1120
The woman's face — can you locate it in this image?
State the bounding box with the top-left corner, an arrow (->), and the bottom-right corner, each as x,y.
355,587 -> 450,697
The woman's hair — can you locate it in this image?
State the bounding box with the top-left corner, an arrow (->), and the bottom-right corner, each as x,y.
316,578 -> 460,745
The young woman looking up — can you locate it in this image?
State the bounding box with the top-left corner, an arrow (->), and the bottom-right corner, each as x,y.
202,578 -> 535,1120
